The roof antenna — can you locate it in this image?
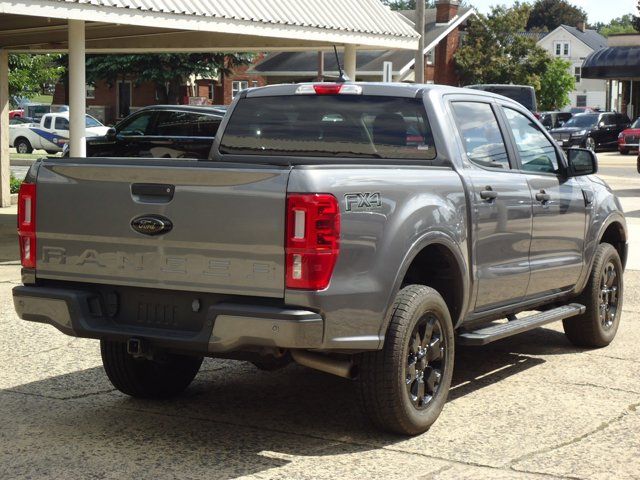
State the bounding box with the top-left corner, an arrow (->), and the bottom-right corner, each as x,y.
333,45 -> 349,82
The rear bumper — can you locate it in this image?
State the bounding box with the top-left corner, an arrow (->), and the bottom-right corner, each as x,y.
13,286 -> 324,355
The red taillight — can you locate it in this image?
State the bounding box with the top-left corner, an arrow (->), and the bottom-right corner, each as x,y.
286,193 -> 340,290
17,183 -> 36,269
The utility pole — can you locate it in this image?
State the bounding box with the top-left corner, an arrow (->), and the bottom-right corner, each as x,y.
415,0 -> 426,84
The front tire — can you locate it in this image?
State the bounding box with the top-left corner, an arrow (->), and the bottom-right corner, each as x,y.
563,243 -> 623,347
356,285 -> 455,435
585,137 -> 596,151
100,340 -> 203,399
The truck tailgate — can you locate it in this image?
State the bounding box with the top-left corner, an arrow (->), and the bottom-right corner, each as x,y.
34,159 -> 290,298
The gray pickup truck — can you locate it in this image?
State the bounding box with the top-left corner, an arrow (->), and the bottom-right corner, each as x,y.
13,83 -> 627,435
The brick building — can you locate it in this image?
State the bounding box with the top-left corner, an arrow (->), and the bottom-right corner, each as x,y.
250,1 -> 473,85
52,59 -> 266,125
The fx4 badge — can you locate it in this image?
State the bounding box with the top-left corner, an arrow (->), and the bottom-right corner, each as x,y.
344,192 -> 383,212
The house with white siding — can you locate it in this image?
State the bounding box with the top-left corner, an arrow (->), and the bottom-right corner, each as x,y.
535,22 -> 608,109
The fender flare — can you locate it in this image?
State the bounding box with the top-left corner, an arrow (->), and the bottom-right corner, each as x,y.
576,213 -> 628,294
379,231 -> 471,342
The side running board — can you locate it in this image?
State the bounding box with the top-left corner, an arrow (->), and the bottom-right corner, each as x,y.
457,303 -> 586,346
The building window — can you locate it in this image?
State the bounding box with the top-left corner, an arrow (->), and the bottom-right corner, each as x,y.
208,83 -> 215,101
574,66 -> 581,83
576,95 -> 587,107
251,80 -> 259,88
86,84 -> 96,99
426,49 -> 435,65
232,80 -> 249,99
554,41 -> 570,57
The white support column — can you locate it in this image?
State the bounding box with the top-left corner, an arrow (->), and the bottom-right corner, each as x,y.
68,20 -> 86,157
0,50 -> 10,207
344,44 -> 357,81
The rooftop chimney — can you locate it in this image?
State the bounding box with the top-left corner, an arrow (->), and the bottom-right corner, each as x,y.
436,0 -> 461,25
577,20 -> 586,32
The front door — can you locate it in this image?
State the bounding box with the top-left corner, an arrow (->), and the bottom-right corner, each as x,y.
450,101 -> 533,311
117,81 -> 132,119
500,107 -> 587,297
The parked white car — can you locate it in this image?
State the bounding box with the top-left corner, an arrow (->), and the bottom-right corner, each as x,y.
10,112 -> 109,154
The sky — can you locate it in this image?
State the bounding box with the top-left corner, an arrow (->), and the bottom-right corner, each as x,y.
470,0 -> 637,24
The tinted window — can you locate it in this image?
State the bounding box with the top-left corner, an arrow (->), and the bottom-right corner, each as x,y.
564,114 -> 599,128
220,96 -> 436,159
154,111 -> 194,136
193,114 -> 221,137
118,112 -> 154,136
631,118 -> 640,129
55,117 -> 69,130
43,116 -> 52,129
451,102 -> 510,170
469,86 -> 536,111
616,114 -> 631,126
504,108 -> 558,174
602,114 -> 616,126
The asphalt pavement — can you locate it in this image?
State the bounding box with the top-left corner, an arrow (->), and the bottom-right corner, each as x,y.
0,151 -> 638,479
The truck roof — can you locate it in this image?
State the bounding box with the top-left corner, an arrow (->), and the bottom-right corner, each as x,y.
242,82 -> 523,108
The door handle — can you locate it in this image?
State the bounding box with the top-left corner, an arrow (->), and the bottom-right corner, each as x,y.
480,187 -> 498,201
131,183 -> 175,203
535,190 -> 551,203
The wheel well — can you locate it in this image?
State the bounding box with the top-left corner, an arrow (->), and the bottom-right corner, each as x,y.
401,243 -> 464,323
15,136 -> 30,145
601,222 -> 627,267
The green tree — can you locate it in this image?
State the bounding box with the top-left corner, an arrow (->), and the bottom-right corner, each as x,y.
633,1 -> 640,32
455,3 -> 551,93
526,0 -> 588,32
538,58 -> 575,110
9,54 -> 64,103
595,14 -> 637,36
82,53 -> 251,104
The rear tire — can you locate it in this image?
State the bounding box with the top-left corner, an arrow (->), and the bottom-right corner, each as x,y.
563,243 -> 623,348
100,339 -> 203,399
356,285 -> 455,435
15,138 -> 33,154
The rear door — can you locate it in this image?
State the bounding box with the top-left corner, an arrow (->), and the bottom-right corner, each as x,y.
35,159 -> 290,298
449,100 -> 533,310
500,106 -> 587,297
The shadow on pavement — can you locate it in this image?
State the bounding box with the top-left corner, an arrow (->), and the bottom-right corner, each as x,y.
1,326 -> 588,478
0,207 -> 17,262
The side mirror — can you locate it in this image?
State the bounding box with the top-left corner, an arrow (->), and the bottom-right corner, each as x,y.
598,121 -> 606,129
567,148 -> 597,176
106,127 -> 117,139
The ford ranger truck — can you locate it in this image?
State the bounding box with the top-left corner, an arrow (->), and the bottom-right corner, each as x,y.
13,83 -> 627,435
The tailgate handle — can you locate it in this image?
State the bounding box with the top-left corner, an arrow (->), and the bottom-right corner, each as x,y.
131,183 -> 175,203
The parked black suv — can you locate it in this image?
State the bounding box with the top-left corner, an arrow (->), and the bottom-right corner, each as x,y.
66,105 -> 226,158
550,112 -> 631,151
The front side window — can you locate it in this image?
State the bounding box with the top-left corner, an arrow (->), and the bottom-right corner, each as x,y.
451,102 -> 510,170
232,81 -> 249,99
503,108 -> 559,174
118,112 -> 154,136
220,95 -> 436,160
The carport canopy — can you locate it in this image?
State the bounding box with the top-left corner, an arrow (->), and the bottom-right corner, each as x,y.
0,0 -> 420,206
582,46 -> 640,79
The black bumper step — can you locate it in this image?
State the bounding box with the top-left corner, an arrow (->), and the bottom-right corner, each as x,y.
457,303 -> 586,346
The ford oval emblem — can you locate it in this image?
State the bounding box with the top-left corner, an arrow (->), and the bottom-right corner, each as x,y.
131,215 -> 173,236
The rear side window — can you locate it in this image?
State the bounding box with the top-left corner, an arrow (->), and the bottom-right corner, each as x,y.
193,114 -> 221,137
451,102 -> 510,170
154,111 -> 192,136
55,117 -> 69,130
42,116 -> 52,129
219,96 -> 436,159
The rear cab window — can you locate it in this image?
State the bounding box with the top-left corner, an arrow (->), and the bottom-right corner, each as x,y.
219,95 -> 436,160
450,102 -> 510,170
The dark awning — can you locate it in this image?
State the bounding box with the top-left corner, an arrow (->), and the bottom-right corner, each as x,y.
582,47 -> 640,79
